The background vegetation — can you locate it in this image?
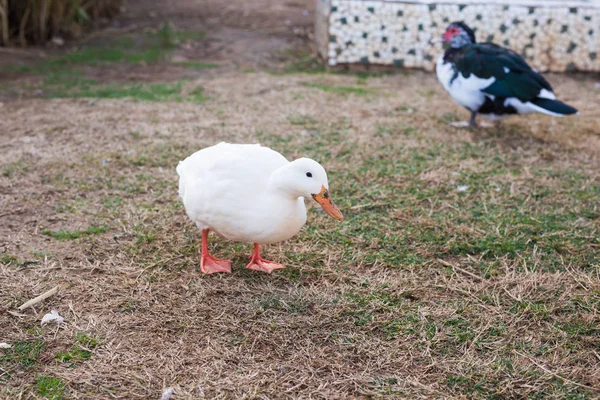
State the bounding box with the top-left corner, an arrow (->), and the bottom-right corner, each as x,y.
0,0 -> 121,46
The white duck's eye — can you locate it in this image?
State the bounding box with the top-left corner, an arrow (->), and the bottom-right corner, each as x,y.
306,172 -> 312,178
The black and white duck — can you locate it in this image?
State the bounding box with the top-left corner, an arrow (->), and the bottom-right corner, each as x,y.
436,22 -> 578,128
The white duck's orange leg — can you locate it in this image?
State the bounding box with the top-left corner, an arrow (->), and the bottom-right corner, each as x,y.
246,243 -> 285,273
199,229 -> 231,274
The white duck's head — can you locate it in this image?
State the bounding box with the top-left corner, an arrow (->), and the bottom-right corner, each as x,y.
270,158 -> 343,221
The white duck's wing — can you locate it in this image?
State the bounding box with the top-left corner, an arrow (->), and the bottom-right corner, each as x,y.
177,143 -> 288,197
177,142 -> 289,234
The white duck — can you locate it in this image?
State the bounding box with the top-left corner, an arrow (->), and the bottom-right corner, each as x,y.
177,142 -> 343,274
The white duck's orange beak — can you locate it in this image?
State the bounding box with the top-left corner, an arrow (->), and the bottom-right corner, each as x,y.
312,185 -> 343,221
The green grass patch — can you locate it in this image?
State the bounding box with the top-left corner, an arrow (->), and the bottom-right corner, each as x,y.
2,158 -> 30,178
555,320 -> 600,336
42,225 -> 108,240
381,313 -> 424,338
0,341 -> 44,380
2,24 -> 213,103
9,26 -> 206,71
175,61 -> 219,70
0,253 -> 21,266
36,375 -> 66,400
62,44 -> 163,65
283,54 -> 326,74
56,332 -> 100,364
45,81 -> 207,103
444,373 -> 498,399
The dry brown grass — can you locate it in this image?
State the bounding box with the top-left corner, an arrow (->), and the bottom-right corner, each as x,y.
1,69 -> 599,399
1,0 -> 600,397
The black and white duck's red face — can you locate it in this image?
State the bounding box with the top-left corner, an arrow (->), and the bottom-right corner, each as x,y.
442,22 -> 476,49
442,25 -> 463,42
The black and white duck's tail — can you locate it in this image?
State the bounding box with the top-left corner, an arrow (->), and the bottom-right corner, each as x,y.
530,98 -> 579,117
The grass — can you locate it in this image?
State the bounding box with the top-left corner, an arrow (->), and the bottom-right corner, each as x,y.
281,51 -> 326,74
2,158 -> 29,178
1,24 -> 212,103
7,34 -> 173,75
1,35 -> 600,399
287,114 -> 319,127
12,27 -> 206,70
36,375 -> 66,400
56,332 -> 100,363
0,253 -> 21,266
301,81 -> 376,96
174,61 -> 219,70
0,341 -> 44,372
48,81 -> 208,102
42,226 -> 108,240
61,43 -> 164,65
255,131 -> 598,274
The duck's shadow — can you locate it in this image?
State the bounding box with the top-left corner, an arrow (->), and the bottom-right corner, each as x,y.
467,121 -> 562,154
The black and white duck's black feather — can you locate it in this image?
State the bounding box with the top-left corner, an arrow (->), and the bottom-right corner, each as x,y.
436,22 -> 578,127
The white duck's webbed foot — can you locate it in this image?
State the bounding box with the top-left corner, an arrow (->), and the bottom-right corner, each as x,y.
245,243 -> 285,274
246,259 -> 285,274
200,254 -> 232,274
199,229 -> 232,274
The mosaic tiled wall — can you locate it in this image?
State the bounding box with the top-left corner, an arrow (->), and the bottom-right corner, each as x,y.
316,0 -> 600,72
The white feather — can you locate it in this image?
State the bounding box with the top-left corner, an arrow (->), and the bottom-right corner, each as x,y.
41,310 -> 64,325
161,388 -> 174,400
436,56 -> 495,112
539,88 -> 556,100
504,98 -> 564,117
